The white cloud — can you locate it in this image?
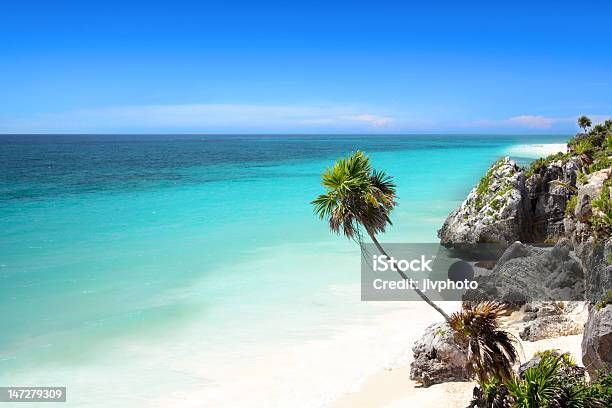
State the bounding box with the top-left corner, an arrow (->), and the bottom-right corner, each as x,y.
2,104 -> 607,133
342,114 -> 394,126
0,103 -> 396,133
506,115 -> 557,129
471,115 -> 573,130
468,114 -> 612,132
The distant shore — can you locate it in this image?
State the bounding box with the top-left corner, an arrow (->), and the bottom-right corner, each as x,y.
505,142 -> 567,158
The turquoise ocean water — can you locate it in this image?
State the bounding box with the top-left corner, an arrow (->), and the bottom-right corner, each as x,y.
0,134 -> 567,406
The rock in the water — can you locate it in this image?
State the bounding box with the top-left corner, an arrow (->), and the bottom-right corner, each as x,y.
582,304 -> 612,379
409,322 -> 469,387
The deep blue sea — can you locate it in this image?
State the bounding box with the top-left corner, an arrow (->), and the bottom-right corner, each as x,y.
0,134 -> 567,407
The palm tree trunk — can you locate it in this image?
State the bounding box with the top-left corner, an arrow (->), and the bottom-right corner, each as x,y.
367,232 -> 451,322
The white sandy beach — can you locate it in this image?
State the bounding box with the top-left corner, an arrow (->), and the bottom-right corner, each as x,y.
506,143 -> 568,158
330,306 -> 586,408
156,299 -> 464,408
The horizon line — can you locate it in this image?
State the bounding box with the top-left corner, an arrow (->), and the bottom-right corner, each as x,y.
0,131 -> 575,137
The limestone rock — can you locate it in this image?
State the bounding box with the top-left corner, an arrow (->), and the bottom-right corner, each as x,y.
574,237 -> 612,304
463,241 -> 585,304
520,314 -> 584,341
582,304 -> 612,379
439,156 -> 581,246
438,158 -> 525,245
523,159 -> 580,241
575,168 -> 611,222
409,322 -> 470,387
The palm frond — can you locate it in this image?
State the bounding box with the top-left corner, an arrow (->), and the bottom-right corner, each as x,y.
311,150 -> 397,241
449,302 -> 518,383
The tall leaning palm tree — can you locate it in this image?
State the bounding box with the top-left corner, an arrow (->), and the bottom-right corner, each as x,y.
311,150 -> 450,321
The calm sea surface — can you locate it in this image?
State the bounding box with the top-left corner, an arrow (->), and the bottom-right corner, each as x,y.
0,134 -> 567,406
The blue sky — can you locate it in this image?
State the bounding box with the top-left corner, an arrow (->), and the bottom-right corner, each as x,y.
1,0 -> 611,133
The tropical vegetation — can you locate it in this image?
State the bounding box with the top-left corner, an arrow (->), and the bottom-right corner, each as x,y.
469,351 -> 612,408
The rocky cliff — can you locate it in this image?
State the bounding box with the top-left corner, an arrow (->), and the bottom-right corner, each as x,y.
438,122 -> 612,379
438,157 -> 526,245
438,156 -> 580,245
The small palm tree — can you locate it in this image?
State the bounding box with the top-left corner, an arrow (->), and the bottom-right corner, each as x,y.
311,151 -> 450,321
578,115 -> 592,133
449,301 -> 518,383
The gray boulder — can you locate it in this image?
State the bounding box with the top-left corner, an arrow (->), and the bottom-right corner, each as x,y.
520,313 -> 583,341
409,322 -> 469,387
574,237 -> 612,304
463,241 -> 585,304
582,304 -> 612,379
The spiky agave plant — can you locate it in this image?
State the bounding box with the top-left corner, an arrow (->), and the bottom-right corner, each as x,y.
506,355 -> 563,408
507,353 -> 607,408
449,301 -> 518,383
311,150 -> 450,321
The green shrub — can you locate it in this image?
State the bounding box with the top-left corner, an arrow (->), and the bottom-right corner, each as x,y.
506,354 -> 598,408
589,180 -> 612,232
506,355 -> 564,407
524,152 -> 570,178
474,159 -> 508,210
596,291 -> 612,311
565,195 -> 577,217
569,118 -> 612,151
533,350 -> 576,367
574,139 -> 594,154
585,366 -> 612,405
591,181 -> 611,212
588,157 -> 612,173
470,349 -> 612,407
